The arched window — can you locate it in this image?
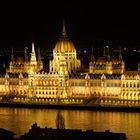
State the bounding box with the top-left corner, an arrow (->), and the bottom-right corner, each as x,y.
130,83 -> 132,88
126,83 -> 128,87
134,83 -> 136,88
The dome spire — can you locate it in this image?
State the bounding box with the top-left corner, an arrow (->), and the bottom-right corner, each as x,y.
62,18 -> 66,36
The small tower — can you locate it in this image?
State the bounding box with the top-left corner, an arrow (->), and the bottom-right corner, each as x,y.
28,41 -> 38,74
106,46 -> 112,74
119,49 -> 125,74
118,48 -> 123,61
106,45 -> 110,61
37,47 -> 41,62
62,17 -> 66,37
30,41 -> 37,66
89,47 -> 95,73
37,47 -> 43,70
11,48 -> 14,62
24,46 -> 28,62
8,48 -> 14,73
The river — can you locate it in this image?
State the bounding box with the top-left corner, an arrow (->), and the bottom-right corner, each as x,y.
0,107 -> 139,140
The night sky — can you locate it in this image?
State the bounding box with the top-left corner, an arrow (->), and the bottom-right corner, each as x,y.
0,1 -> 140,51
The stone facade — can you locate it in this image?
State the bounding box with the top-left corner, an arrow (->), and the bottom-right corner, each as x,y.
0,21 -> 139,105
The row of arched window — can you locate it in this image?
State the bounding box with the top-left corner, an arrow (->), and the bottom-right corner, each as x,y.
122,82 -> 140,88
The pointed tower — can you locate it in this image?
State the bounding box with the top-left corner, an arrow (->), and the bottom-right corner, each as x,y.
118,48 -> 123,61
106,46 -> 110,61
62,17 -> 66,37
24,46 -> 28,62
11,48 -> 14,62
30,41 -> 37,65
37,47 -> 43,70
106,46 -> 112,74
8,48 -> 14,73
89,47 -> 95,73
38,47 -> 42,62
90,47 -> 95,62
118,48 -> 125,74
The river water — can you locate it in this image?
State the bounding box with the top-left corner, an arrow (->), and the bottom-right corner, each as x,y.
0,107 -> 139,140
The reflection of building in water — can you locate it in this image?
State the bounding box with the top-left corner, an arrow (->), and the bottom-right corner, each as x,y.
0,20 -> 140,105
56,110 -> 65,129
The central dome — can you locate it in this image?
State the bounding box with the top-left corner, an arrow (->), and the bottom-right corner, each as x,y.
54,19 -> 76,53
54,38 -> 76,53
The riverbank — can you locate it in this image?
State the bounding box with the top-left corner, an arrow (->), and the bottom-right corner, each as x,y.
19,123 -> 127,140
0,102 -> 140,112
0,122 -> 127,140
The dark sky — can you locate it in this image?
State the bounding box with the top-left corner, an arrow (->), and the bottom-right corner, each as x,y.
0,1 -> 140,51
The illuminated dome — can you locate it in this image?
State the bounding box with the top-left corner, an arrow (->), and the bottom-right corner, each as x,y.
54,20 -> 76,53
54,38 -> 75,53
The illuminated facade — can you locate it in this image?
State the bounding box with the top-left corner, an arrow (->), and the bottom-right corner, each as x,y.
7,42 -> 43,74
0,21 -> 140,105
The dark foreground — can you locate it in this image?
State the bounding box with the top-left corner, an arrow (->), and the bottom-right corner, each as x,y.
0,123 -> 127,140
0,102 -> 140,112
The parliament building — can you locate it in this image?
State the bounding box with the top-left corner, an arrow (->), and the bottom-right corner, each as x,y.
0,21 -> 140,106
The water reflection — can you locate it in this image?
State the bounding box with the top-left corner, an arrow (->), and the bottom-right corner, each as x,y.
0,107 -> 140,140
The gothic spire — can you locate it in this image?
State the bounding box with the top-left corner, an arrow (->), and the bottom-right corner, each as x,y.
62,18 -> 66,36
38,47 -> 41,61
11,48 -> 14,62
91,47 -> 95,62
119,48 -> 123,61
24,46 -> 28,61
106,45 -> 110,61
30,41 -> 37,65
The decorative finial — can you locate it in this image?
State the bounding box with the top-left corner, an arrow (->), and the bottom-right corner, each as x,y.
62,17 -> 66,36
